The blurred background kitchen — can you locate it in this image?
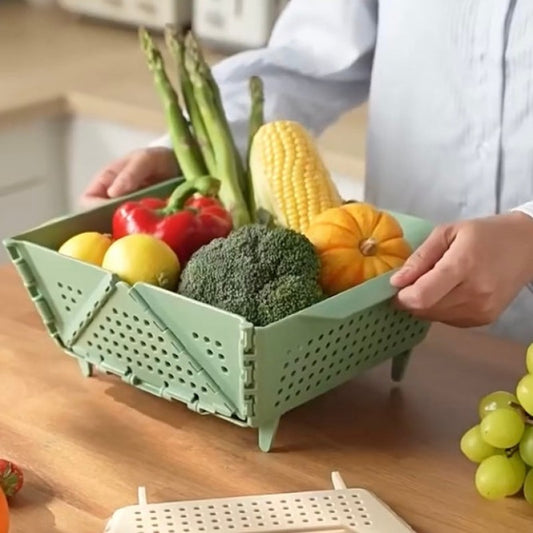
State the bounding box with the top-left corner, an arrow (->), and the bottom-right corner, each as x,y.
0,0 -> 368,263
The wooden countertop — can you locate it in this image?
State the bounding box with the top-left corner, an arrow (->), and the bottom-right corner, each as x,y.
1,1 -> 367,179
1,263 -> 532,533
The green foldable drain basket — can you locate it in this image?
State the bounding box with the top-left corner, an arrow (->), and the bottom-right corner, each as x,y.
4,178 -> 433,452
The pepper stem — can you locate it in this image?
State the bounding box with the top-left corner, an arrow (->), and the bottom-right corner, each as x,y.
359,237 -> 378,256
161,176 -> 220,215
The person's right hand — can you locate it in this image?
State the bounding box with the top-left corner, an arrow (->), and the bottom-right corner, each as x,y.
80,147 -> 179,208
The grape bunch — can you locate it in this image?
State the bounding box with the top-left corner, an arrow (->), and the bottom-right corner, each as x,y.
460,344 -> 533,503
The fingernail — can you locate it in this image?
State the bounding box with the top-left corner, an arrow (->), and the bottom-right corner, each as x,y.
107,185 -> 123,198
390,270 -> 405,286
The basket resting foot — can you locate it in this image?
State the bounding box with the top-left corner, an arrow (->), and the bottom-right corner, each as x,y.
391,350 -> 412,383
258,418 -> 280,453
78,359 -> 94,377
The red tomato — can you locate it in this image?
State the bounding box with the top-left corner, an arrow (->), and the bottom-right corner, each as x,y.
0,460 -> 23,497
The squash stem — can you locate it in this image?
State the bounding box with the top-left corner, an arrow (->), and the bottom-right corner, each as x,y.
359,238 -> 377,256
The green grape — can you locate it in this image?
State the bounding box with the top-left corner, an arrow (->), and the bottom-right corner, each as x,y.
507,452 -> 526,495
480,408 -> 525,448
478,391 -> 519,420
475,455 -> 516,500
519,426 -> 533,467
517,374 -> 533,416
460,425 -> 498,463
524,469 -> 533,505
527,344 -> 533,374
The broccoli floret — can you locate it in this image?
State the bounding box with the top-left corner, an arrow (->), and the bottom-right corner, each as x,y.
178,224 -> 324,326
256,275 -> 324,326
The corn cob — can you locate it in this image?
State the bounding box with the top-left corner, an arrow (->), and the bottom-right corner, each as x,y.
249,120 -> 343,233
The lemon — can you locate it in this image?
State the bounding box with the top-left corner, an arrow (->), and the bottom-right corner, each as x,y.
102,234 -> 180,289
58,231 -> 112,266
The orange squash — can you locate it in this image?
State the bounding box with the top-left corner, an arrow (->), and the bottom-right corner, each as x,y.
0,489 -> 8,533
304,202 -> 412,295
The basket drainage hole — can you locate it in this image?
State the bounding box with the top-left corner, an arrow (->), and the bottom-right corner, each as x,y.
192,332 -> 199,339
221,366 -> 228,373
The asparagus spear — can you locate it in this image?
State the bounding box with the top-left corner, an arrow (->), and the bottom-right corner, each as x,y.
184,32 -> 249,201
245,76 -> 264,219
184,38 -> 251,228
165,26 -> 216,176
139,27 -> 206,181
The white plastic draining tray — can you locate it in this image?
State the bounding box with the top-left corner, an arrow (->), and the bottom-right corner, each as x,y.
104,472 -> 415,533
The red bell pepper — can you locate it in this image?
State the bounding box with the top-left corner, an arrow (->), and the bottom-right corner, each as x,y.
112,176 -> 232,265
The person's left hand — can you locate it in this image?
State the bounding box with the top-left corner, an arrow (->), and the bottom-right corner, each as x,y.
389,212 -> 533,327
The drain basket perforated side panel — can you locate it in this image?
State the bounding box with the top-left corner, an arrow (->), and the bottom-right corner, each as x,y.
133,283 -> 250,419
74,282 -> 237,417
253,303 -> 428,425
5,240 -> 115,342
104,488 -> 414,533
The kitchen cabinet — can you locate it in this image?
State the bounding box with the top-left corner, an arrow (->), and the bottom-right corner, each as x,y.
0,118 -> 66,262
0,114 -> 160,264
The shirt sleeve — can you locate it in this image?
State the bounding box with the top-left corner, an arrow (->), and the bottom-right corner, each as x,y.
149,0 -> 377,154
511,202 -> 533,219
510,202 -> 533,290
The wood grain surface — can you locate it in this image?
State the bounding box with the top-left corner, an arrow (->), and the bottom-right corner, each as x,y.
1,265 -> 532,532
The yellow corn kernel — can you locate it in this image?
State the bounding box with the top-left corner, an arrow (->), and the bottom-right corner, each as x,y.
249,120 -> 343,233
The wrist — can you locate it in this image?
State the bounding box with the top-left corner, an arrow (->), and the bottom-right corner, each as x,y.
505,211 -> 533,283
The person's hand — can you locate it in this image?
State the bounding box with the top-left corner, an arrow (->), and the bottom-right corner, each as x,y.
80,147 -> 179,208
390,212 -> 533,327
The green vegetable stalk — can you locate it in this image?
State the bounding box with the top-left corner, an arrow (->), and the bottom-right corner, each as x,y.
245,76 -> 265,219
184,35 -> 251,228
184,33 -> 249,204
164,26 -> 216,177
139,27 -> 206,181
